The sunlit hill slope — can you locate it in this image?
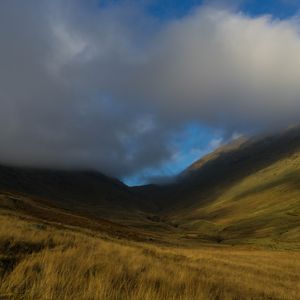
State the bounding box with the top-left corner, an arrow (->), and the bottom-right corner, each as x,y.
154,127 -> 300,248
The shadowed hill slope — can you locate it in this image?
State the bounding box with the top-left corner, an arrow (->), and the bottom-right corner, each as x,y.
0,166 -> 158,223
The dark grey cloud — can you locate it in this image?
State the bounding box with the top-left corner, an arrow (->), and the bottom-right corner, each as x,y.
1,0 -> 300,178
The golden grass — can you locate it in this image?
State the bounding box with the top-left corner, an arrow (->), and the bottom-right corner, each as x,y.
172,153 -> 300,247
0,213 -> 299,300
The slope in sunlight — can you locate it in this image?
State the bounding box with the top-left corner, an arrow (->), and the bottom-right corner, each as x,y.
158,127 -> 300,248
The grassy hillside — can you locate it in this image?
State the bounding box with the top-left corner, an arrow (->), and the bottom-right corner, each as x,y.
1,128 -> 300,248
160,128 -> 300,248
0,211 -> 299,300
0,166 -> 158,224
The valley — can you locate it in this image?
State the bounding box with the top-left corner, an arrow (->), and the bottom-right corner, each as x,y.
0,128 -> 300,299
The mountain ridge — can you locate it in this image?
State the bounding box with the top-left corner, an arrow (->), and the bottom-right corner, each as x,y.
0,127 -> 300,247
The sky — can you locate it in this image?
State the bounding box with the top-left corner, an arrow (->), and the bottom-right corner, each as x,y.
1,0 -> 300,186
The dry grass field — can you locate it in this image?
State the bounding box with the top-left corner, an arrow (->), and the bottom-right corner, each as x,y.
0,212 -> 299,300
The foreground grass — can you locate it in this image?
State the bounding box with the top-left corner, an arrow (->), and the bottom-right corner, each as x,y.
0,213 -> 299,300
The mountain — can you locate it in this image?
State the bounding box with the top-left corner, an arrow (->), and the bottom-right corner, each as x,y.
0,128 -> 299,300
155,127 -> 300,247
0,166 -> 161,230
0,127 -> 300,248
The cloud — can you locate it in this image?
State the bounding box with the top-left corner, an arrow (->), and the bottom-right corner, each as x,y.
209,138 -> 223,149
1,0 -> 300,179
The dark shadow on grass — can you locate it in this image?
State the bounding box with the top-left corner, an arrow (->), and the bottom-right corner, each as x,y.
232,170 -> 300,201
0,238 -> 52,279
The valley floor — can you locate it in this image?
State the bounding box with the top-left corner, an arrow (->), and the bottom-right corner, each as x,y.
0,210 -> 299,300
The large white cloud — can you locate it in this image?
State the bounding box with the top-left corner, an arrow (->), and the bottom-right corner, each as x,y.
0,0 -> 300,178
